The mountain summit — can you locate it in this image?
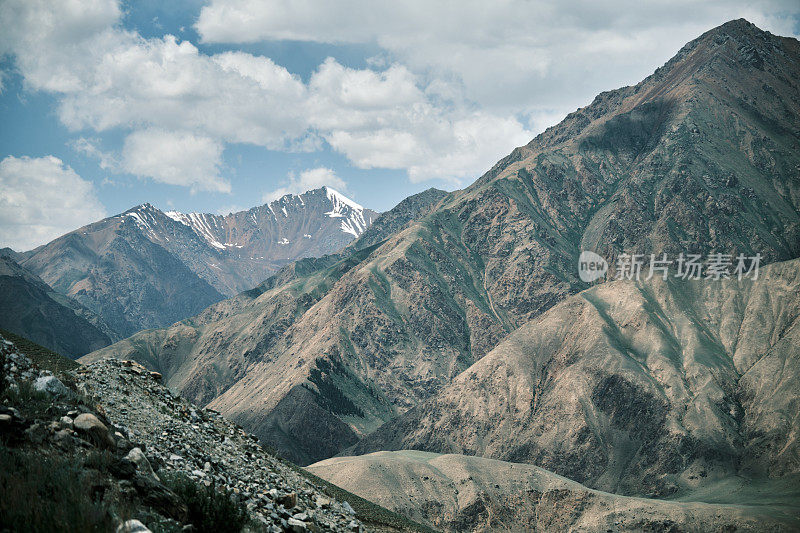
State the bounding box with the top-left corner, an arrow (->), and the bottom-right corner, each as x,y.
163,186 -> 374,254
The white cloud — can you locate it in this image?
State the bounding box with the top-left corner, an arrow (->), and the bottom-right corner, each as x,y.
122,130 -> 229,193
264,167 -> 348,202
56,34 -> 309,148
306,59 -> 532,182
0,0 -> 307,189
72,137 -> 117,171
0,0 -> 534,187
196,0 -> 800,116
7,0 -> 797,192
0,155 -> 107,251
0,0 -> 122,93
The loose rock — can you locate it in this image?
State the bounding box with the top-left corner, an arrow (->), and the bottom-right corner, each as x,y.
125,447 -> 160,482
33,375 -> 69,397
73,412 -> 116,448
116,519 -> 152,533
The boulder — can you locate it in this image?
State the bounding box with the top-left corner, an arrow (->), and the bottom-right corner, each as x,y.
73,413 -> 115,448
277,491 -> 297,509
33,375 -> 69,397
315,495 -> 331,508
116,519 -> 152,533
287,518 -> 307,532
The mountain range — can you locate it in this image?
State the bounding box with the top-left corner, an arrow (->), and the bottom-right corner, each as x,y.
83,18 -> 800,473
10,187 -> 377,338
0,252 -> 118,357
348,257 -> 800,497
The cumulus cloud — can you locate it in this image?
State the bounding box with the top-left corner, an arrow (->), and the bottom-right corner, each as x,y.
0,0 -> 534,187
0,0 -> 306,191
196,0 -> 800,116
122,130 -> 229,193
0,155 -> 107,251
8,0 -> 795,191
306,59 -> 532,182
264,167 -> 348,202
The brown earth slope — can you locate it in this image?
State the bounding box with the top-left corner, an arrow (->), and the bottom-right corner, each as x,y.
350,259 -> 800,501
308,451 -> 800,532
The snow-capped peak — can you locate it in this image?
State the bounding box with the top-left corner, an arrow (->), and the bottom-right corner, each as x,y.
122,204 -> 161,237
322,187 -> 368,238
165,210 -> 227,250
324,186 -> 363,212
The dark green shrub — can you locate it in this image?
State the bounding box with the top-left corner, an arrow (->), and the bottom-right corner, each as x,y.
163,473 -> 247,533
0,446 -> 115,532
305,357 -> 365,418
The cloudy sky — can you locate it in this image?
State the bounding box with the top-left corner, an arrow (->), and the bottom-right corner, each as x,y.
1,0 -> 799,251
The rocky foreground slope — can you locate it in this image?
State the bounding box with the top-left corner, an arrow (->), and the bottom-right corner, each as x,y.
308,451 -> 800,532
0,334 -> 425,532
85,19 -> 800,464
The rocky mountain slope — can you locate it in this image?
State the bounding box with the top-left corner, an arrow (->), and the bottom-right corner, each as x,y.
350,258 -> 800,500
309,451 -> 800,532
346,189 -> 448,252
84,20 -> 800,464
19,187 -> 377,337
0,253 -> 118,357
18,211 -> 226,338
0,333 -> 428,532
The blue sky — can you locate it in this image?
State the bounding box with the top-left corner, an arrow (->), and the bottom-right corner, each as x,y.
1,0 -> 798,251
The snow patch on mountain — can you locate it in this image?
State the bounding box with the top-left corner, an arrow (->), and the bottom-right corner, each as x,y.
136,187 -> 374,258
124,204 -> 162,241
165,210 -> 227,250
323,187 -> 368,238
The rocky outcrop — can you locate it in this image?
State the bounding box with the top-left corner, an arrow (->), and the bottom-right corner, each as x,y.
0,334 -> 409,532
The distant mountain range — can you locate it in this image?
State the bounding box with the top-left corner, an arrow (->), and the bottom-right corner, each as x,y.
10,187 -> 377,338
0,252 -> 118,357
83,18 -> 800,472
